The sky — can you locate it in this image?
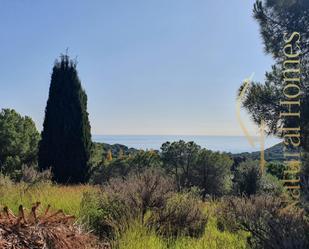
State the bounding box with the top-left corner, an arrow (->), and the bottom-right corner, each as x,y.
0,0 -> 274,136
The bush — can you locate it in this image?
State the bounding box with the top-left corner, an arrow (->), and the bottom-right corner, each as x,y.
0,174 -> 12,188
106,168 -> 175,222
18,165 -> 52,184
89,164 -> 108,185
80,168 -> 175,239
218,195 -> 309,249
146,192 -> 207,237
266,161 -> 287,179
80,191 -> 128,240
258,173 -> 284,196
233,160 -> 261,196
233,160 -> 284,197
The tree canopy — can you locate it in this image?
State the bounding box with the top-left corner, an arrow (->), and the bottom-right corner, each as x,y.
0,108 -> 40,176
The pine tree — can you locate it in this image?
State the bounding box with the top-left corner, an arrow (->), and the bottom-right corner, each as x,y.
239,0 -> 309,200
38,55 -> 92,183
239,0 -> 309,150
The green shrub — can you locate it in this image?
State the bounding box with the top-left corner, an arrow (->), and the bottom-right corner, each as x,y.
266,161 -> 287,179
258,173 -> 284,196
80,191 -> 130,239
233,160 -> 261,196
146,192 -> 207,237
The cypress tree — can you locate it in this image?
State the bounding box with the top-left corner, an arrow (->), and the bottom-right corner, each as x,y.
38,55 -> 92,183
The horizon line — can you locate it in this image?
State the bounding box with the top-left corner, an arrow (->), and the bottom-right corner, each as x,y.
92,134 -> 278,137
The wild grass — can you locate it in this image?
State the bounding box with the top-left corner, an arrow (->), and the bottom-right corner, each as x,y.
0,182 -> 248,249
115,201 -> 247,249
116,217 -> 247,249
0,182 -> 97,217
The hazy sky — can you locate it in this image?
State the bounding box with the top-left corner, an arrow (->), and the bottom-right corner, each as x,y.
0,0 -> 274,135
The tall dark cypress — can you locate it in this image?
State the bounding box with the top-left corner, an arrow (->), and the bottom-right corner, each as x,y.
38,55 -> 91,183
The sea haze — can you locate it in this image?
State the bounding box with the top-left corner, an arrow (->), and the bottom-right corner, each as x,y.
92,135 -> 282,154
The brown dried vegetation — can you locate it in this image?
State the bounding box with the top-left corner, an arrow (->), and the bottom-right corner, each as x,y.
0,202 -> 107,249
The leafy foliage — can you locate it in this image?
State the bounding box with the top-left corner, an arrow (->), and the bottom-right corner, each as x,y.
233,159 -> 284,197
233,160 -> 284,197
90,150 -> 161,184
127,150 -> 161,172
233,160 -> 262,196
161,140 -> 200,190
0,109 -> 40,177
266,161 -> 287,179
195,149 -> 233,197
259,173 -> 285,196
161,140 -> 234,197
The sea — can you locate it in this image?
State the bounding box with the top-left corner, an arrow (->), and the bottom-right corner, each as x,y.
92,135 -> 282,154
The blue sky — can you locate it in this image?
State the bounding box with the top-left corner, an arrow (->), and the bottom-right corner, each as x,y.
0,0 -> 274,135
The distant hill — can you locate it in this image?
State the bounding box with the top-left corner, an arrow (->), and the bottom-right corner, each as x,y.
92,141 -> 285,164
231,143 -> 284,162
